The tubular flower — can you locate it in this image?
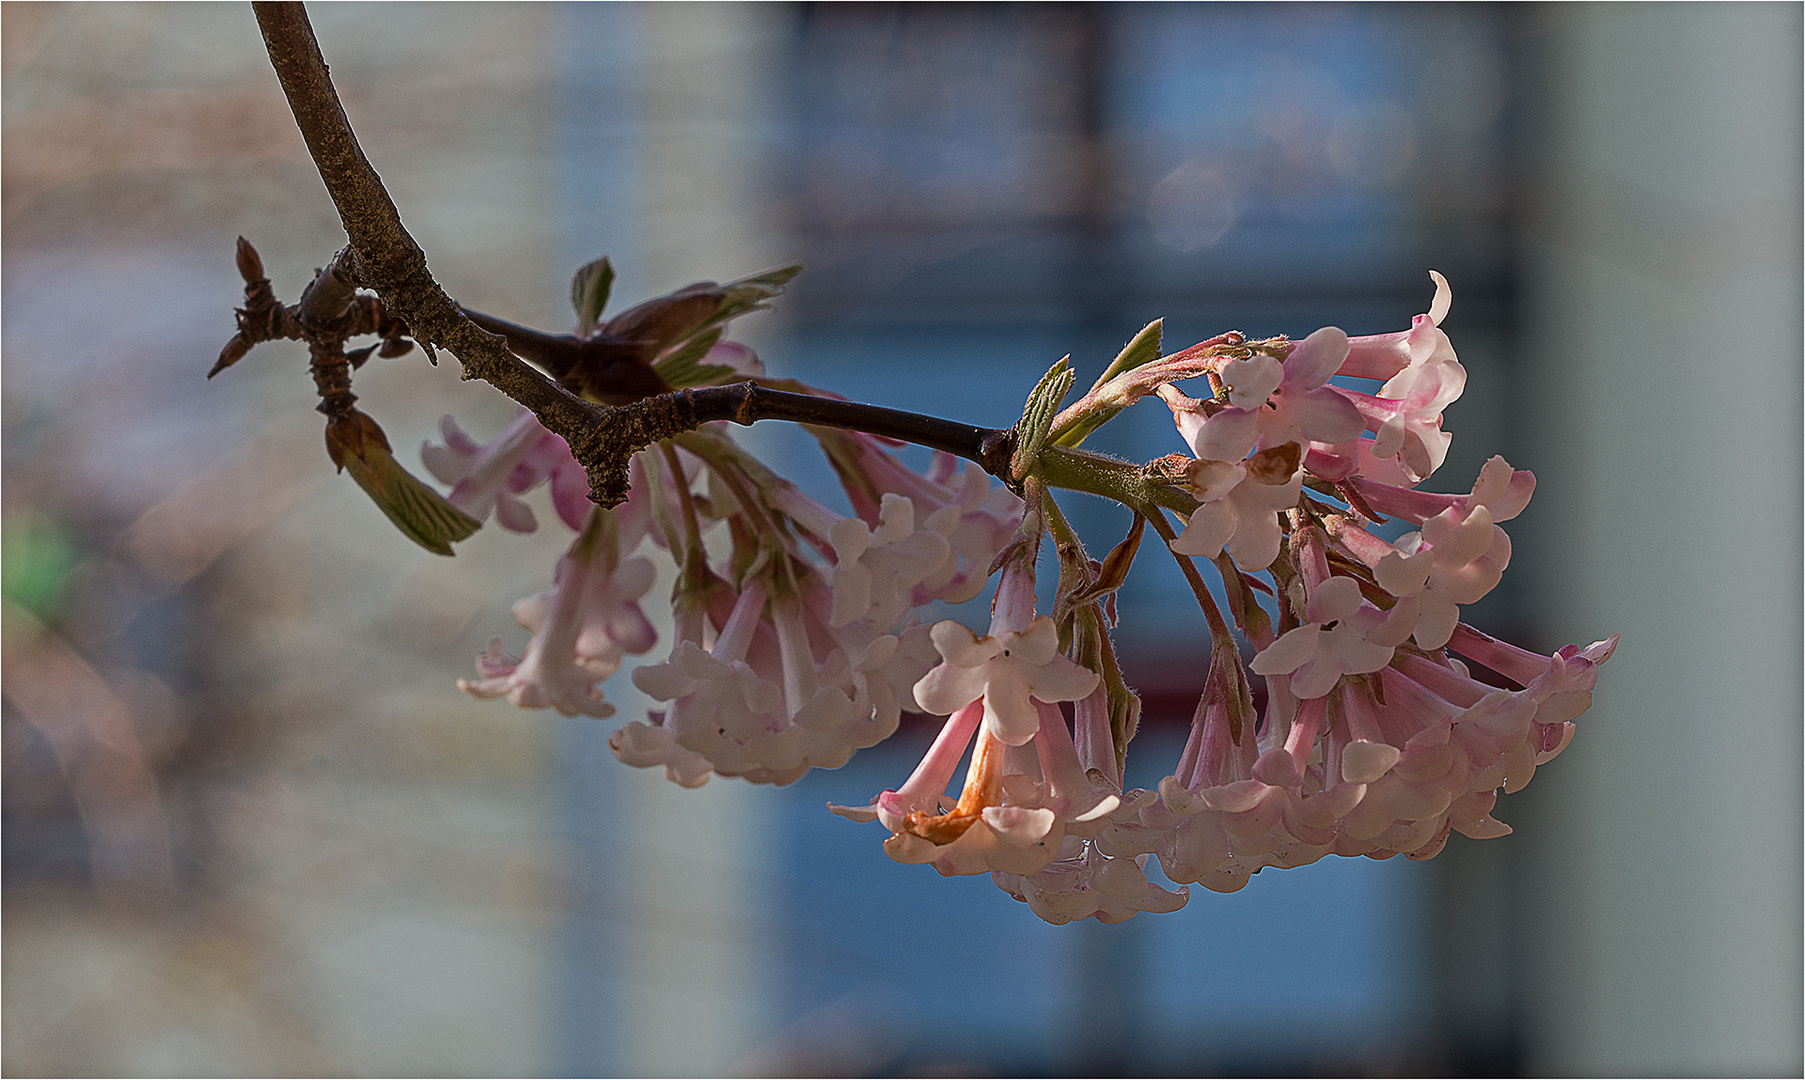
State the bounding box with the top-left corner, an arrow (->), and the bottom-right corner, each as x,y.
1370,505 -> 1510,650
992,839 -> 1189,925
833,547 -> 1134,884
829,702 -> 1064,877
1167,441 -> 1305,571
460,507 -> 658,717
913,618 -> 1100,746
990,687 -> 1190,923
1178,327 -> 1366,464
1345,453 -> 1535,529
1052,268 -> 1617,907
831,699 -> 1128,881
616,558 -> 936,787
423,408 -> 591,533
602,418 -> 1014,786
770,485 -> 952,630
1102,629 -> 1616,894
431,292 -> 1022,789
814,430 -> 1022,605
1326,456 -> 1525,651
912,550 -> 1100,746
1249,576 -> 1410,699
1249,530 -> 1416,700
1331,270 -> 1465,482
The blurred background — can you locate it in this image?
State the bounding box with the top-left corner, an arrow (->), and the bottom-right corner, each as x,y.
3,3 -> 1798,1075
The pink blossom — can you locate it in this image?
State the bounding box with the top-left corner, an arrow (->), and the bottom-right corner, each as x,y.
459,515 -> 658,717
624,580 -> 841,786
1331,271 -> 1465,482
1168,455 -> 1304,570
1249,575 -> 1414,699
622,579 -> 835,785
833,699 -> 1125,880
828,699 -> 978,828
833,550 -> 1122,889
1106,689 -> 1362,894
990,688 -> 1189,923
1106,621 -> 1615,893
829,702 -> 1065,877
1337,270 -> 1455,381
618,555 -> 939,785
772,486 -> 952,629
436,263 -> 1619,927
1327,458 -> 1529,650
608,718 -> 714,788
1337,358 -> 1465,482
992,841 -> 1188,924
769,594 -> 862,737
1371,505 -> 1511,650
816,432 -> 1021,605
1177,328 -> 1365,464
605,420 -> 1009,787
913,582 -> 1101,749
1346,454 -> 1535,528
915,460 -> 1023,604
422,408 -> 590,532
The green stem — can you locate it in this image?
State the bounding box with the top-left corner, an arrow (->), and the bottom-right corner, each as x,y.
1143,506 -> 1234,646
1038,446 -> 1197,516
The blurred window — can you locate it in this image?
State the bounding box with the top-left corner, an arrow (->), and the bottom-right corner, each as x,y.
549,3 -> 1520,1073
753,4 -> 1516,1073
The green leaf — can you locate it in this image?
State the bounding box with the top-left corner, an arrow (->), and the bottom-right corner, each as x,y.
342,443 -> 482,556
1053,319 -> 1163,449
729,262 -> 804,296
691,264 -> 802,339
570,257 -> 616,336
649,264 -> 800,387
654,328 -> 734,388
1012,356 -> 1075,481
1093,319 -> 1164,390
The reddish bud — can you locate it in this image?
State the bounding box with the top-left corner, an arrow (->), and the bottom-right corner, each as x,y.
209,336 -> 251,379
603,287 -> 721,346
324,408 -> 391,472
1246,441 -> 1302,484
235,236 -> 265,283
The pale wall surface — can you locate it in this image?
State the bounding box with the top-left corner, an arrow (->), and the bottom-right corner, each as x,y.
1515,5 -> 1804,1074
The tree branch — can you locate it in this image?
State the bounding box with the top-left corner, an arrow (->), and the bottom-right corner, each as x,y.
253,1 -> 615,486
249,0 -> 1022,505
652,382 -> 1016,477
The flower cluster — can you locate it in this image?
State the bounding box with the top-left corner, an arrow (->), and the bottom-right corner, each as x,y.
213,68 -> 1615,930
608,428 -> 1018,787
830,535 -> 1189,923
826,272 -> 1614,922
433,265 -> 1613,926
427,266 -> 1023,787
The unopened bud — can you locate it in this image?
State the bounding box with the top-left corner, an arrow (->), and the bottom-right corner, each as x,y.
235,236 -> 264,283
604,287 -> 722,347
323,408 -> 390,472
209,336 -> 251,379
324,408 -> 480,555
